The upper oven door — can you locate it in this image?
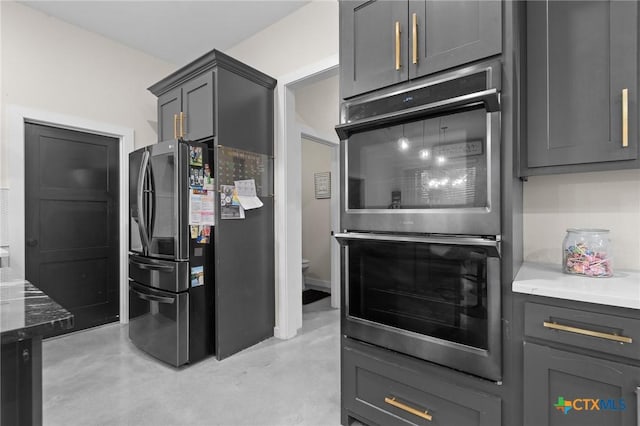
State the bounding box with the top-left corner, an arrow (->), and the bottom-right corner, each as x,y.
336,64 -> 501,235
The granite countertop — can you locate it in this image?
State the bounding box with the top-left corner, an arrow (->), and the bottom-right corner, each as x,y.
0,269 -> 74,344
513,262 -> 640,309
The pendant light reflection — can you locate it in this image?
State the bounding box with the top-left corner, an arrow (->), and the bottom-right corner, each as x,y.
397,136 -> 410,151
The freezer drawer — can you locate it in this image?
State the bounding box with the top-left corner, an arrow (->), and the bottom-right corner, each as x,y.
129,281 -> 188,367
129,255 -> 189,293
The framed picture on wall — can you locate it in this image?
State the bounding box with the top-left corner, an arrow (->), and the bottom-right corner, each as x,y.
314,172 -> 331,199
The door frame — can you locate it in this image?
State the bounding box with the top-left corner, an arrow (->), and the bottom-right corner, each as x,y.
7,105 -> 133,324
274,55 -> 340,339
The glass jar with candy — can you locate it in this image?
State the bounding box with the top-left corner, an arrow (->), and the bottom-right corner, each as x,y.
562,228 -> 613,277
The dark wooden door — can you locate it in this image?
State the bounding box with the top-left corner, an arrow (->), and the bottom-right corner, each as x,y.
410,0 -> 501,79
340,0 -> 409,99
25,123 -> 119,337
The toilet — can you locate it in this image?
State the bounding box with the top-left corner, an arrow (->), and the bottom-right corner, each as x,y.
301,258 -> 311,289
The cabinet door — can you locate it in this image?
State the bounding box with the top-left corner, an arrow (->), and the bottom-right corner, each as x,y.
410,0 -> 501,79
157,87 -> 181,142
182,72 -> 215,141
340,0 -> 409,99
527,0 -> 638,169
524,342 -> 640,426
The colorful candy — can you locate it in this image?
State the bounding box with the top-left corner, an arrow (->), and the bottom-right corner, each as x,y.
563,242 -> 612,277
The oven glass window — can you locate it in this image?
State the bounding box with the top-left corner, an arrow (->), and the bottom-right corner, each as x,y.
347,239 -> 489,349
347,107 -> 488,210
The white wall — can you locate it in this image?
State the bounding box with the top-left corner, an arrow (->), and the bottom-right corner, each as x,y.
523,169 -> 640,270
0,1 -> 176,187
301,138 -> 332,284
226,1 -> 338,78
295,74 -> 340,138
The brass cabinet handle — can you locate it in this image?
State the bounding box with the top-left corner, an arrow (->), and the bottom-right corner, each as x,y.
622,88 -> 629,148
385,396 -> 432,421
173,114 -> 178,140
412,13 -> 418,64
395,21 -> 401,70
179,111 -> 185,139
543,321 -> 633,344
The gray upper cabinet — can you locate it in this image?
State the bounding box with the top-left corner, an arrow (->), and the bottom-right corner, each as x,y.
525,0 -> 638,175
339,0 -> 502,99
157,87 -> 181,142
155,72 -> 215,142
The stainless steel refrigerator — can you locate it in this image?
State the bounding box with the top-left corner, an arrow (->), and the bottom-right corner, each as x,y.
128,140 -> 213,367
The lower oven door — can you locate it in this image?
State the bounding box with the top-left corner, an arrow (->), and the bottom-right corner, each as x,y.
335,232 -> 502,381
129,281 -> 188,367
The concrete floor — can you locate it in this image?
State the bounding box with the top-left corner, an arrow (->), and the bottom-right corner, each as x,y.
42,298 -> 340,426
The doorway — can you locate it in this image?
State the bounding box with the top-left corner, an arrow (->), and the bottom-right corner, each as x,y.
275,56 -> 340,339
24,123 -> 120,337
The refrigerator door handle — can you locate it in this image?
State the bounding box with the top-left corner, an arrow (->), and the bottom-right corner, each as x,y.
136,150 -> 151,254
130,286 -> 175,304
130,258 -> 174,272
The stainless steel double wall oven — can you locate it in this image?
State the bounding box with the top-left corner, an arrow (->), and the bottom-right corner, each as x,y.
335,60 -> 503,381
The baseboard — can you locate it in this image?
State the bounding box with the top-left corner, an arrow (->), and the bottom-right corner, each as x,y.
304,277 -> 331,292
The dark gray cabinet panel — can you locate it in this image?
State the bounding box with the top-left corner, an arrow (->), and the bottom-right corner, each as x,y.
339,0 -> 502,99
155,72 -> 214,143
343,341 -> 502,426
340,0 -> 408,99
182,72 -> 214,142
157,87 -> 181,142
524,342 -> 640,426
525,0 -> 638,174
411,0 -> 501,79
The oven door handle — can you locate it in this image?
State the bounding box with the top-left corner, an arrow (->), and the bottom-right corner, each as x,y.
333,232 -> 501,257
335,88 -> 500,140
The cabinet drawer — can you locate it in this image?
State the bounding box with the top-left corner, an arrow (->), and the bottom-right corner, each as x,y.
343,343 -> 501,426
525,302 -> 640,361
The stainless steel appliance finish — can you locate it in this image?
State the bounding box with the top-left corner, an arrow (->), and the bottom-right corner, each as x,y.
129,255 -> 190,293
336,232 -> 502,381
130,141 -> 189,260
128,140 -> 211,367
128,281 -> 189,367
336,60 -> 502,236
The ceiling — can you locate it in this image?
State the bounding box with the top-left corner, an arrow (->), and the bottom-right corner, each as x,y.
21,1 -> 311,65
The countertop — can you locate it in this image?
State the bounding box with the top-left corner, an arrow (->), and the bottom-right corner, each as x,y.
513,262 -> 640,309
0,269 -> 73,343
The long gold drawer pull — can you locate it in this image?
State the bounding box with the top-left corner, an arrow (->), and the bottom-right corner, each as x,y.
622,88 -> 629,148
173,114 -> 178,140
543,321 -> 633,344
179,111 -> 185,139
385,396 -> 432,421
395,21 -> 401,70
412,13 -> 418,64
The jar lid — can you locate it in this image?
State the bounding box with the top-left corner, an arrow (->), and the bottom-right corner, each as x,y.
566,228 -> 610,233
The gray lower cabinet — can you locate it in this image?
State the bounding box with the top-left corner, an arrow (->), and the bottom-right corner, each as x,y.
524,343 -> 640,426
339,0 -> 502,99
155,71 -> 214,142
343,340 -> 501,426
524,0 -> 639,175
522,301 -> 640,426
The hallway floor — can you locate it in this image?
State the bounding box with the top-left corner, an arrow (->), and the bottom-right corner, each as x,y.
42,299 -> 340,426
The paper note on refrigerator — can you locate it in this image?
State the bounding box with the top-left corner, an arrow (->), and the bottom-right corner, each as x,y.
234,179 -> 263,210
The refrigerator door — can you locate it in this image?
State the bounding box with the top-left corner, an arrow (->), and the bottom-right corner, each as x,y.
129,255 -> 189,293
129,147 -> 150,255
128,281 -> 189,367
147,141 -> 189,260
